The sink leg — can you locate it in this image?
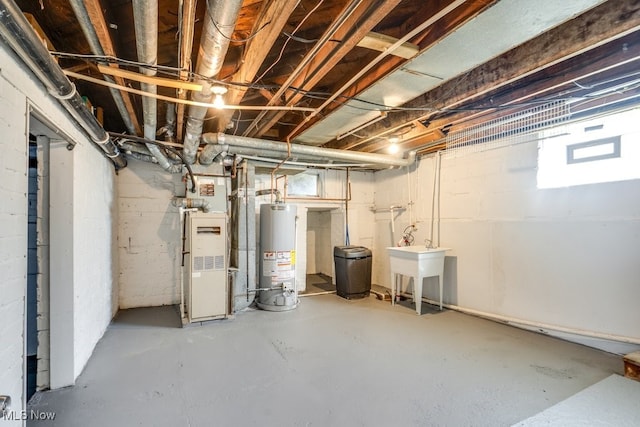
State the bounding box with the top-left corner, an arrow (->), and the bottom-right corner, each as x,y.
414,275 -> 422,315
438,274 -> 443,310
390,272 -> 396,306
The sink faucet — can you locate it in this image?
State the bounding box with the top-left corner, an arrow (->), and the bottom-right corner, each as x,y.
424,238 -> 434,249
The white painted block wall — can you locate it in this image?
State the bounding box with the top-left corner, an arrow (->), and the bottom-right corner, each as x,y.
71,144 -> 118,379
306,211 -> 332,275
0,54 -> 29,427
374,141 -> 640,354
1,43 -> 118,419
117,159 -> 184,308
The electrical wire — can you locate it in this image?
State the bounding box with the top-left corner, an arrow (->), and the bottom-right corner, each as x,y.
64,69 -> 316,111
54,51 -> 629,116
205,0 -> 271,44
282,31 -> 341,44
253,0 -> 325,85
51,47 -> 640,123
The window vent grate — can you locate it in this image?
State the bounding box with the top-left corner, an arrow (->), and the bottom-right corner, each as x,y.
444,101 -> 571,157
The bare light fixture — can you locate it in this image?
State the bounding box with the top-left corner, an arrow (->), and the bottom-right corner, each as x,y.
388,135 -> 400,154
212,85 -> 228,109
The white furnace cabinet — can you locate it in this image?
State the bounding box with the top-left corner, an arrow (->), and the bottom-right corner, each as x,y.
184,212 -> 228,322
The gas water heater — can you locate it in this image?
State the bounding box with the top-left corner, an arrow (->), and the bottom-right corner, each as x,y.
258,203 -> 298,311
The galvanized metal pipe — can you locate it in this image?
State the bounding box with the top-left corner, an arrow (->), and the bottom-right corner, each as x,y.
172,197 -> 210,213
202,133 -> 416,168
68,0 -> 137,135
0,0 -> 126,169
182,0 -> 243,164
132,0 -> 181,173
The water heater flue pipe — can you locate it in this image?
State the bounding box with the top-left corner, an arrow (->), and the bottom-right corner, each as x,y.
201,133 -> 416,168
255,188 -> 282,204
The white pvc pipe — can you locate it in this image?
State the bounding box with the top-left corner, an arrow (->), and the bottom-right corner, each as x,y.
299,291 -> 336,297
409,293 -> 640,345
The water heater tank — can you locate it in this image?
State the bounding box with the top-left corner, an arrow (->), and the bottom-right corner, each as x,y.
258,203 -> 298,311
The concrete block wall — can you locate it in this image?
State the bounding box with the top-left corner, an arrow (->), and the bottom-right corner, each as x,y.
374,139 -> 640,354
306,211 -> 332,275
344,169 -> 376,258
1,42 -> 118,419
71,145 -> 118,379
117,159 -> 184,308
115,162 -> 372,307
0,57 -> 29,426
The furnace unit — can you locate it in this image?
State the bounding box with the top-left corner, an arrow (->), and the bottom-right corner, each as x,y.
184,211 -> 228,322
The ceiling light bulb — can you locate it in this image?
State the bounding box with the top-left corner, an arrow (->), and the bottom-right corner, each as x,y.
213,94 -> 225,109
388,143 -> 399,154
211,85 -> 228,96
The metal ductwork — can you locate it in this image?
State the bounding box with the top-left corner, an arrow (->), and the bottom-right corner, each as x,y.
0,0 -> 126,170
68,0 -> 137,136
182,0 -> 243,164
171,197 -> 210,213
118,141 -> 153,157
132,0 -> 181,173
255,188 -> 282,204
201,133 -> 417,169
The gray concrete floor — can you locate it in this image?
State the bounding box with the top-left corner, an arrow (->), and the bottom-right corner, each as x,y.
28,295 -> 622,426
300,273 -> 335,294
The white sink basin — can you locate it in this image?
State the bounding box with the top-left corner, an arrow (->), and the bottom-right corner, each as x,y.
387,246 -> 450,257
387,246 -> 450,314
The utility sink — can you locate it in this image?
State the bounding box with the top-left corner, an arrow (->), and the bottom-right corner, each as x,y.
387,246 -> 450,315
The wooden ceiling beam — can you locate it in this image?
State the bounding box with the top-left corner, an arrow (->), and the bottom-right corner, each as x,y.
330,0 -> 640,151
360,31 -> 640,154
215,0 -> 300,133
290,0 -> 497,141
82,0 -> 142,135
357,32 -> 420,59
97,64 -> 202,91
245,0 -> 404,139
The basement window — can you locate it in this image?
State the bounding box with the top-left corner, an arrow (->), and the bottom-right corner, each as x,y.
566,137 -> 621,164
537,109 -> 640,189
287,173 -> 320,197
